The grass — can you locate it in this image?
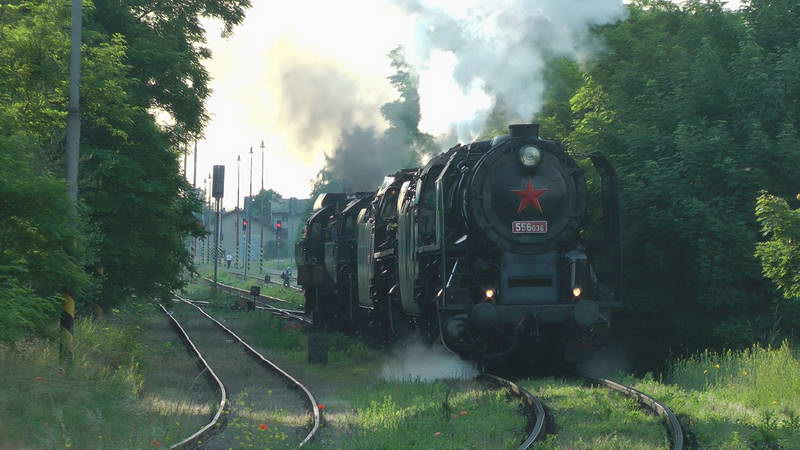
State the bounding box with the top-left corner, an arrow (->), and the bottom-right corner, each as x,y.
307,380 -> 526,449
0,304 -> 210,449
181,279 -> 528,448
193,267 -> 305,306
520,378 -> 667,450
618,341 -> 800,449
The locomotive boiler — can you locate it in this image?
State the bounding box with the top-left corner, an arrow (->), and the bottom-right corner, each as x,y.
296,123 -> 622,365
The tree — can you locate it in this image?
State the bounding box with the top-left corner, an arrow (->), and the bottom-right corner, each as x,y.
535,0 -> 800,359
0,126 -> 89,343
755,192 -> 800,300
1,0 -> 250,311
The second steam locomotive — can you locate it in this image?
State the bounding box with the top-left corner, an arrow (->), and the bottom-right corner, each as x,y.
295,124 -> 622,364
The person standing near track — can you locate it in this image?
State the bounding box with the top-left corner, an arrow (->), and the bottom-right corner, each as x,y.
225,253 -> 232,268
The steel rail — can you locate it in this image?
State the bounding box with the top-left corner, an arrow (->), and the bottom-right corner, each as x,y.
482,373 -> 547,449
158,304 -> 229,449
254,302 -> 313,325
201,276 -> 293,304
226,268 -> 303,291
583,376 -> 684,450
174,295 -> 321,447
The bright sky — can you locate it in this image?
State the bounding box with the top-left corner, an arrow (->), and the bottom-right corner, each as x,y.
188,0 -> 742,208
190,0 -> 415,208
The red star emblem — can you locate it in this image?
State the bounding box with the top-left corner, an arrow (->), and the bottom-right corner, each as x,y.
511,179 -> 548,213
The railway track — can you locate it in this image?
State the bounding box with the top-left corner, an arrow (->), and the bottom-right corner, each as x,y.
201,276 -> 296,305
158,304 -> 228,449
482,373 -> 547,449
582,375 -> 684,450
223,267 -> 303,291
187,277 -> 680,448
199,277 -> 312,324
161,296 -> 320,448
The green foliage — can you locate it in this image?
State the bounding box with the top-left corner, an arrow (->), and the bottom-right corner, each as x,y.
0,0 -> 251,338
755,192 -> 800,300
650,342 -> 800,448
245,188 -> 282,218
0,128 -> 89,342
535,0 -> 800,358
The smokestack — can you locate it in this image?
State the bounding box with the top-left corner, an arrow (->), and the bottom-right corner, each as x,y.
509,123 -> 539,139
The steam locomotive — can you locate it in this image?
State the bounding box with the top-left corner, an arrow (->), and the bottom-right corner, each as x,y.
295,124 -> 622,365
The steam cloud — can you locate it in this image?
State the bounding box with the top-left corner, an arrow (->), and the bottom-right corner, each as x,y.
394,0 -> 627,139
380,340 -> 479,382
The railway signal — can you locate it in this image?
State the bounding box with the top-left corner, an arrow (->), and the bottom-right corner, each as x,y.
212,165 -> 225,289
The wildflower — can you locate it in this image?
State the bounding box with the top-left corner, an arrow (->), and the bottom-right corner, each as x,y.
714,364 -> 720,369
151,439 -> 162,447
34,376 -> 45,382
703,370 -> 708,374
459,410 -> 468,416
434,432 -> 442,437
318,404 -> 326,411
259,423 -> 268,431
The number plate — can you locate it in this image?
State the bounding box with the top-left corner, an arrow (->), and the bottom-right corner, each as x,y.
512,221 -> 548,234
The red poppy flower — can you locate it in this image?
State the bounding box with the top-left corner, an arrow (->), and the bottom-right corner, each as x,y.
259,423 -> 268,431
317,404 -> 326,411
150,439 -> 162,447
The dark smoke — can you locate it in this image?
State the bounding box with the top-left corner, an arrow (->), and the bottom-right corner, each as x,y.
322,126 -> 413,192
312,47 -> 431,193
276,60 -> 384,152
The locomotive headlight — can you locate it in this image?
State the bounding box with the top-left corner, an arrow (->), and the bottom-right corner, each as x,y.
572,287 -> 582,298
518,146 -> 542,168
485,288 -> 496,301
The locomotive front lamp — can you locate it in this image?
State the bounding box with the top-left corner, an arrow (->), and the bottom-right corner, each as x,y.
485,288 -> 496,300
572,287 -> 582,298
519,146 -> 542,168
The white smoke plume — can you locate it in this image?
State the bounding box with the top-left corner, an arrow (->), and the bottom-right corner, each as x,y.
380,340 -> 479,382
394,0 -> 628,140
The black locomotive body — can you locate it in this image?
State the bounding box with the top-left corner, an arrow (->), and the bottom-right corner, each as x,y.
296,124 -> 622,364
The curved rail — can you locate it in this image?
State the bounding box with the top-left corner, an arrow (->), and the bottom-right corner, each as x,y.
158,304 -> 229,449
174,295 -> 321,446
482,373 -> 547,449
583,376 -> 684,450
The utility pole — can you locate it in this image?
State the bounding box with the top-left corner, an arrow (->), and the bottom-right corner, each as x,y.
192,140 -> 198,265
61,0 -> 82,362
259,140 -> 265,274
245,146 -> 253,278
235,155 -> 241,269
211,166 -> 225,288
